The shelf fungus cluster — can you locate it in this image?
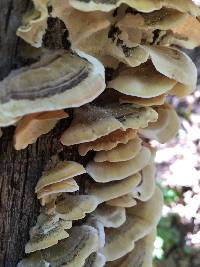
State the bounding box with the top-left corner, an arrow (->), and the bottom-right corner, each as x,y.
0,0 -> 197,266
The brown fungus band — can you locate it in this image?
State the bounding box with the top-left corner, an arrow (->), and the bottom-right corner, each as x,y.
2,0 -> 198,266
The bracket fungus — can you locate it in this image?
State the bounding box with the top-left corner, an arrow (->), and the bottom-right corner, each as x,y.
106,194 -> 137,208
54,173 -> 140,221
61,105 -> 123,146
174,15 -> 200,49
14,1 -> 200,266
17,0 -> 48,47
78,104 -> 158,156
25,213 -> 72,253
108,63 -> 176,98
36,161 -> 85,192
105,229 -> 156,267
35,161 -> 85,205
118,9 -> 188,31
69,0 -> 200,15
25,214 -> 72,253
14,110 -> 69,150
94,136 -> 142,163
88,173 -> 141,204
109,44 -> 198,98
109,104 -> 158,130
54,194 -> 99,221
132,161 -> 156,202
86,217 -> 106,249
86,146 -> 151,183
146,45 -> 197,96
78,128 -> 137,156
37,179 -> 79,205
62,103 -> 157,153
91,205 -> 126,229
139,104 -> 180,143
101,187 -> 163,261
0,50 -> 105,122
18,225 -> 99,267
119,94 -> 166,107
51,0 -> 110,47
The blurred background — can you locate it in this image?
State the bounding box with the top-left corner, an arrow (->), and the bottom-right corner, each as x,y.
153,46 -> 200,267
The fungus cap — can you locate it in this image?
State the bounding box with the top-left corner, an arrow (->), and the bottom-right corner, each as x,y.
102,187 -> 163,261
0,50 -> 105,119
17,0 -> 48,47
92,205 -> 126,228
14,110 -> 68,150
146,45 -> 197,95
55,194 -> 99,221
132,162 -> 156,202
106,194 -> 137,208
19,225 -> 99,267
35,161 -> 85,193
139,104 -> 180,143
37,178 -> 79,199
105,229 -> 156,267
108,63 -> 176,98
79,128 -> 137,156
94,136 -> 142,162
61,105 -> 123,146
86,146 -> 151,183
119,94 -> 166,107
88,173 -> 141,203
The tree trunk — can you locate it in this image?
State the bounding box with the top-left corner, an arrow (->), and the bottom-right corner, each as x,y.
0,1 -> 81,267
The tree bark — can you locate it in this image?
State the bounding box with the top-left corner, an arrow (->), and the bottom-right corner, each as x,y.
0,1 -> 81,267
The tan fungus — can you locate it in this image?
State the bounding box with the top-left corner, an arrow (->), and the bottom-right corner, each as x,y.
14,110 -> 68,150
139,104 -> 180,143
94,136 -> 142,162
69,0 -> 200,17
119,94 -> 166,107
0,50 -> 105,122
106,194 -> 137,208
17,0 -> 48,47
55,174 -> 140,221
35,161 -> 85,193
37,178 -> 79,199
61,105 -> 123,146
79,104 -> 158,156
133,8 -> 187,30
105,229 -> 156,267
79,128 -> 137,156
146,45 -> 197,96
92,205 -> 126,228
25,213 -> 72,253
51,0 -> 110,46
173,15 -> 200,49
132,162 -> 156,202
88,173 -> 141,203
108,63 -> 176,98
18,225 -> 99,267
86,146 -> 151,183
55,194 -> 99,221
101,187 -> 163,261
